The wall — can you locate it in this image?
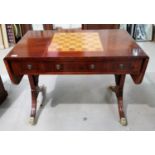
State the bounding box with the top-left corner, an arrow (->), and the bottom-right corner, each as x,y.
32,24 -> 44,30
53,24 -> 81,29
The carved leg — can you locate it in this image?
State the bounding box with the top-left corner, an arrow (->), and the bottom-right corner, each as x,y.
109,74 -> 127,126
28,75 -> 42,125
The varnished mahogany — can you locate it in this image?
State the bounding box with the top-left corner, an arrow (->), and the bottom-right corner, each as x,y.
4,30 -> 149,125
0,76 -> 7,104
82,24 -> 120,30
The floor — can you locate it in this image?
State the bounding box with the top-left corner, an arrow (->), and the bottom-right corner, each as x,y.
0,42 -> 155,130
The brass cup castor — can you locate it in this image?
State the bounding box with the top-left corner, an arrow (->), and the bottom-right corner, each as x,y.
29,117 -> 36,125
120,117 -> 127,126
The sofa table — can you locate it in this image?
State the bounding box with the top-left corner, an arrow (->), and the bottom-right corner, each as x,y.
4,30 -> 149,125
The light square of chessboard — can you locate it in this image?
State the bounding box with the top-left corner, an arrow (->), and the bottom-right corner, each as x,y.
48,32 -> 104,52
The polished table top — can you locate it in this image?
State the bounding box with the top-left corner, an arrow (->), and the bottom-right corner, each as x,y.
6,30 -> 148,59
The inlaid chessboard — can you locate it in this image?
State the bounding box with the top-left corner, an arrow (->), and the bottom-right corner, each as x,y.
48,32 -> 103,52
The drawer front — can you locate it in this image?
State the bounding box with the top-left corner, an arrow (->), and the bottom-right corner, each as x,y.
12,62 -> 53,74
108,60 -> 142,73
11,60 -> 142,74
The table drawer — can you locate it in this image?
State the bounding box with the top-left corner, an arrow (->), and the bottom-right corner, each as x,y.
12,62 -> 54,74
107,61 -> 142,73
11,60 -> 142,74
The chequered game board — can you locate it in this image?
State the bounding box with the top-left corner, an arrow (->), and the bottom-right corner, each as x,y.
48,32 -> 103,52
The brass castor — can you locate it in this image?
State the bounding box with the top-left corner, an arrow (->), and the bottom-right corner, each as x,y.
120,117 -> 127,126
29,117 -> 36,125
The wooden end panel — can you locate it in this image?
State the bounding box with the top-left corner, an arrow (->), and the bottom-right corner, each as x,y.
130,57 -> 149,84
3,58 -> 23,84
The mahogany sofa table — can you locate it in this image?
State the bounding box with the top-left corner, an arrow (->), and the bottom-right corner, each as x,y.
4,30 -> 149,125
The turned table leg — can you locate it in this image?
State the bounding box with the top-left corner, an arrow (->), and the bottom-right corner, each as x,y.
109,74 -> 127,126
28,75 -> 44,125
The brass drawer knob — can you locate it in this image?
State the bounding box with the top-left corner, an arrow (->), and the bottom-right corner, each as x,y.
90,64 -> 95,70
27,64 -> 32,70
56,64 -> 61,70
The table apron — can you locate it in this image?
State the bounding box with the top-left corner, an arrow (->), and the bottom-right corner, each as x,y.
11,60 -> 143,75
